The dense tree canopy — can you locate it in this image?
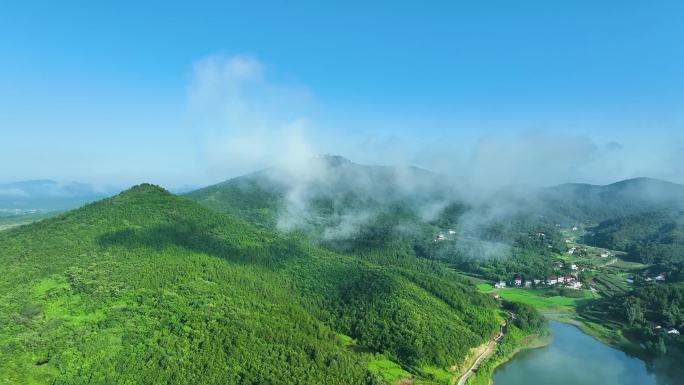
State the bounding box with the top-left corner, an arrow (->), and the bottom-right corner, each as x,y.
0,184 -> 500,384
590,210 -> 684,264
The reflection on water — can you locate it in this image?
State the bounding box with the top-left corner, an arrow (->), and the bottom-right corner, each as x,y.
492,321 -> 668,385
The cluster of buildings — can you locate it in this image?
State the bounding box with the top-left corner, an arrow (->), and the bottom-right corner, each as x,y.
627,273 -> 667,285
648,272 -> 667,282
494,274 -> 582,290
654,325 -> 680,337
547,275 -> 583,289
433,229 -> 457,242
626,273 -> 667,284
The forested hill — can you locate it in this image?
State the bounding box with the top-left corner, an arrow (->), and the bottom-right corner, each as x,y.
185,159 -> 684,283
0,184 -> 500,384
188,157 -> 684,232
590,210 -> 684,265
537,177 -> 684,222
185,155 -> 452,229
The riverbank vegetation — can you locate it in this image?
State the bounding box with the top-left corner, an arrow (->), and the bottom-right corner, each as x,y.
466,303 -> 550,385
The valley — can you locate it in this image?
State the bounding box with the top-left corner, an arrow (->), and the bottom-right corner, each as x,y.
0,210 -> 57,231
1,159 -> 683,385
4,3 -> 682,383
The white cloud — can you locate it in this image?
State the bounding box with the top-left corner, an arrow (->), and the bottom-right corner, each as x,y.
187,54 -> 316,178
186,53 -> 684,194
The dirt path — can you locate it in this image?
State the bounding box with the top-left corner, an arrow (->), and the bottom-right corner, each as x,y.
455,319 -> 508,385
598,258 -> 618,268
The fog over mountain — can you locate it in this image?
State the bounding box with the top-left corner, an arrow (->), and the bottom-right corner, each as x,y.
188,153 -> 684,266
183,55 -> 684,194
2,3 -> 684,385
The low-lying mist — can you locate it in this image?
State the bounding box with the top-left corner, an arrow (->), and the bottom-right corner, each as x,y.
184,54 -> 684,262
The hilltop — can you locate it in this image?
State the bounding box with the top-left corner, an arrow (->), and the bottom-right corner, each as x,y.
186,155 -> 450,227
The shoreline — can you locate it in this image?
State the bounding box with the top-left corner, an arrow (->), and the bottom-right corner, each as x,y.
451,340 -> 493,385
547,313 -> 649,360
462,329 -> 552,385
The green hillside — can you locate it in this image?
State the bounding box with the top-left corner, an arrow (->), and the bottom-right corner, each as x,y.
0,184 -> 499,385
589,210 -> 684,264
185,157 -> 572,282
185,155 -> 451,230
537,177 -> 684,222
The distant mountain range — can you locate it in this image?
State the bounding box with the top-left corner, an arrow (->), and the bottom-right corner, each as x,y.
5,159 -> 683,226
0,180 -> 119,210
188,155 -> 684,228
537,177 -> 684,222
2,156 -> 684,384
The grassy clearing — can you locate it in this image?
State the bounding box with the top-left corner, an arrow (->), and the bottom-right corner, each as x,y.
495,288 -> 591,313
476,281 -> 591,313
476,283 -> 493,293
367,357 -> 455,385
609,258 -> 649,270
336,333 -> 354,346
419,366 -> 453,384
368,356 -> 412,384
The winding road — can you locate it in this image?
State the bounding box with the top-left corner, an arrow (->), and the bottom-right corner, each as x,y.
455,317 -> 509,385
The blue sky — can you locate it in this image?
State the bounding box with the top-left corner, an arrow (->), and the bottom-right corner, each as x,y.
1,1 -> 683,188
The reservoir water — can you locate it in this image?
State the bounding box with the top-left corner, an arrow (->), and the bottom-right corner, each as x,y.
492,320 -> 659,385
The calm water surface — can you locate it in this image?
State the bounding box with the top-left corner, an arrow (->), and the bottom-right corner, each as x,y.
492,321 -> 658,385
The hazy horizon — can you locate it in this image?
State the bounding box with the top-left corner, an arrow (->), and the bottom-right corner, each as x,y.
2,1 -> 683,188
2,154 -> 684,194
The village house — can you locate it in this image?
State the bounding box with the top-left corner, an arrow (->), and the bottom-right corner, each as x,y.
547,276 -> 558,285
572,226 -> 578,231
557,276 -> 565,283
435,233 -> 446,241
514,277 -> 522,286
567,247 -> 577,255
533,279 -> 542,285
524,281 -> 532,288
571,263 -> 578,270
666,328 -> 680,337
600,251 -> 610,258
564,275 -> 574,282
448,229 -> 456,235
494,281 -> 506,289
655,273 -> 666,281
567,281 -> 583,289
